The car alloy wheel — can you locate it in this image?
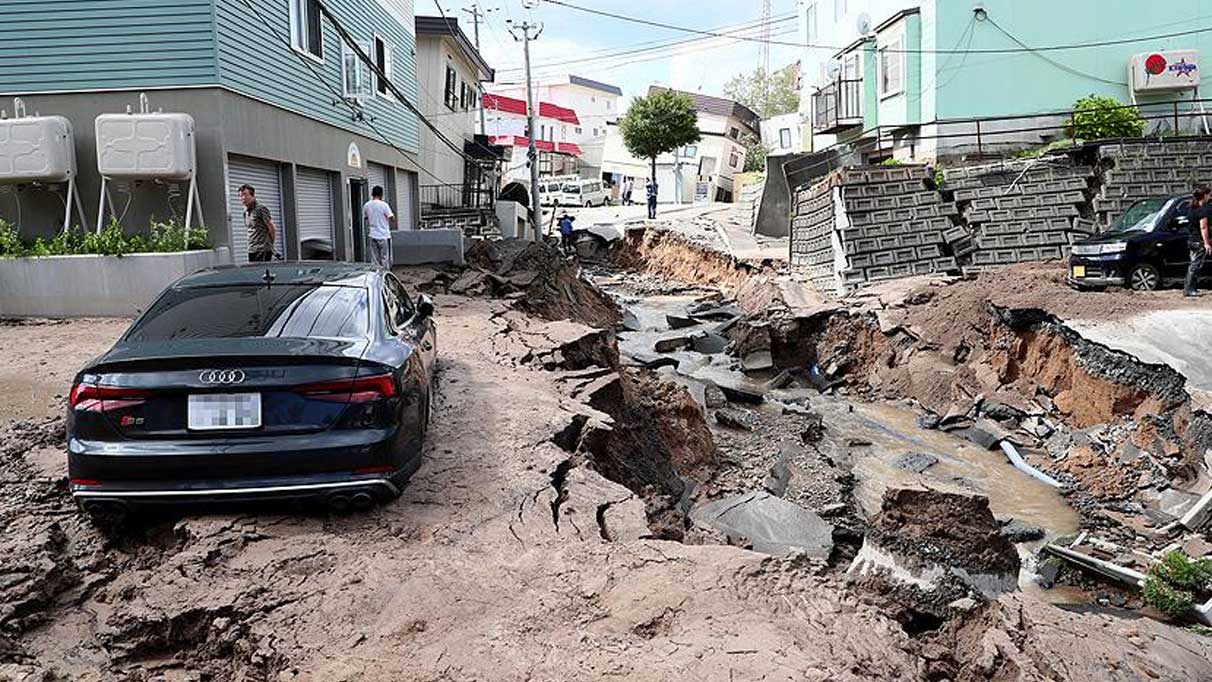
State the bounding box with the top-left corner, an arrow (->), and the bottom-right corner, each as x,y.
1130,264 -> 1160,291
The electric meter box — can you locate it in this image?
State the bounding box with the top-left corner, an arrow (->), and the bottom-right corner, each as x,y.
95,112 -> 196,180
0,115 -> 76,184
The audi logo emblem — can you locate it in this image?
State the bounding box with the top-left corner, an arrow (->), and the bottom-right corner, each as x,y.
199,369 -> 247,385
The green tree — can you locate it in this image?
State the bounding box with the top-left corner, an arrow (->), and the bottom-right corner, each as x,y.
619,89 -> 702,203
1066,94 -> 1145,141
740,133 -> 767,173
723,65 -> 800,119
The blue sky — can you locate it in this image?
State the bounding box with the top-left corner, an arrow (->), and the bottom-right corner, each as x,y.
433,0 -> 802,103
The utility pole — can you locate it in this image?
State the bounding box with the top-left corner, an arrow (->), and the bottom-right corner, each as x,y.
461,4 -> 497,136
507,19 -> 543,241
760,0 -> 772,114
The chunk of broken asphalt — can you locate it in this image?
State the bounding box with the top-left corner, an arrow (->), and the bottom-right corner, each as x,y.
690,491 -> 833,559
714,409 -> 753,431
741,351 -> 774,373
654,336 -> 690,353
999,519 -> 1046,543
893,452 -> 940,474
666,314 -> 699,330
690,331 -> 729,355
717,383 -> 765,405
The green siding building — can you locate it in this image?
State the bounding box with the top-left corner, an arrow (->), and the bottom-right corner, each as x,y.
0,0 -> 427,261
804,0 -> 1212,162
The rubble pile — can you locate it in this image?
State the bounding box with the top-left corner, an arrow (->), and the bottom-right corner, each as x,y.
942,158 -> 1098,274
1096,139 -> 1212,228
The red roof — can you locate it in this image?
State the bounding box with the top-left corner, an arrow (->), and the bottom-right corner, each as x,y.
556,142 -> 583,156
482,93 -> 581,125
539,102 -> 580,125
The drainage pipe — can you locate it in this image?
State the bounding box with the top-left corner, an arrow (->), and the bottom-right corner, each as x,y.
999,440 -> 1063,489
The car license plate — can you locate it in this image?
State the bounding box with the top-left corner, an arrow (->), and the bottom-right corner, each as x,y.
188,393 -> 262,431
1072,265 -> 1086,278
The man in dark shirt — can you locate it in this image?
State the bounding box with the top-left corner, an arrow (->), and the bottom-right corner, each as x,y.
1186,187 -> 1211,297
646,179 -> 658,220
239,184 -> 276,263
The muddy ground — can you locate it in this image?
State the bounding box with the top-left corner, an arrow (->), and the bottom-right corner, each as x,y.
3,237 -> 1212,680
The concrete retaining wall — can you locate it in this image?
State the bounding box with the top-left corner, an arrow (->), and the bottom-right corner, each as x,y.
0,248 -> 231,318
390,229 -> 464,266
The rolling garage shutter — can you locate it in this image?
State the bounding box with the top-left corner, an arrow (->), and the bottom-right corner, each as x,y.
296,167 -> 335,258
395,169 -> 417,230
367,162 -> 389,204
228,156 -> 283,264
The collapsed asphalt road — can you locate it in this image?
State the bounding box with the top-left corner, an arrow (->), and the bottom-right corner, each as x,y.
3,240 -> 1212,681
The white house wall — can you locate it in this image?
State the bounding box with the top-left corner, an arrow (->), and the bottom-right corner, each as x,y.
415,33 -> 480,187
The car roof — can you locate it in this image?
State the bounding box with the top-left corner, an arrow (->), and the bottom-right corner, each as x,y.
175,261 -> 381,289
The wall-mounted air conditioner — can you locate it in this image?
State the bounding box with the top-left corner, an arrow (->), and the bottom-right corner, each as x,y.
1130,50 -> 1201,92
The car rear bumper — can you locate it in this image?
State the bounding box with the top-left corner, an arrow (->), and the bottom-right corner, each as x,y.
70,471 -> 399,505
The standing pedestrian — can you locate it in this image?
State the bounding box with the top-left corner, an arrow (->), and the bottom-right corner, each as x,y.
239,184 -> 276,263
1186,186 -> 1211,297
363,185 -> 395,269
558,213 -> 575,254
623,178 -> 634,206
646,178 -> 658,220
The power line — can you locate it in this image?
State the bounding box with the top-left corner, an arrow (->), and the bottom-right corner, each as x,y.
986,16 -> 1127,87
543,0 -> 1212,55
495,13 -> 795,74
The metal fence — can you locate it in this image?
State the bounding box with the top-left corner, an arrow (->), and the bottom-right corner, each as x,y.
811,78 -> 863,133
419,183 -> 494,210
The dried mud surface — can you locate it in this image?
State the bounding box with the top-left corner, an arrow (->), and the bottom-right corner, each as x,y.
4,245 -> 1212,680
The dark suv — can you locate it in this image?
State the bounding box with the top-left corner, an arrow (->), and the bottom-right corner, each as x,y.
1069,195 -> 1207,291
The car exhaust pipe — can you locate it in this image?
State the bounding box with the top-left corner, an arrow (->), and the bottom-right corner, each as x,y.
351,491 -> 375,511
81,499 -> 129,522
327,494 -> 351,513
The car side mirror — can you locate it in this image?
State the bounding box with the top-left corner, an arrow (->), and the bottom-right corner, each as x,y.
416,294 -> 434,319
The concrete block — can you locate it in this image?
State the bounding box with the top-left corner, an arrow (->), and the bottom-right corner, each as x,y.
998,234 -> 1025,247
893,247 -> 917,263
848,253 -> 873,269
1037,246 -> 1063,260
872,249 -> 897,266
971,198 -> 997,211
943,226 -> 970,243
966,210 -> 991,223
933,256 -> 959,271
994,249 -> 1018,264
866,266 -> 892,280
898,232 -> 925,247
973,251 -> 998,265
952,237 -> 976,257
976,236 -> 999,249
1016,247 -> 1039,262
916,243 -> 943,259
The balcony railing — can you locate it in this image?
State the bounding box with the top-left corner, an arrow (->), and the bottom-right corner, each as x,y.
813,78 -> 863,134
419,183 -> 495,211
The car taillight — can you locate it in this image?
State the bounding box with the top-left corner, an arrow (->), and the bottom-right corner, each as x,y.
69,383 -> 149,412
295,374 -> 396,404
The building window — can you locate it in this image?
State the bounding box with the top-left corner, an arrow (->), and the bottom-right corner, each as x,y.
779,128 -> 792,149
374,35 -> 393,98
683,145 -> 697,157
805,3 -> 817,44
729,151 -> 740,168
290,0 -> 323,59
444,65 -> 458,109
728,127 -> 740,140
834,0 -> 846,20
575,126 -> 582,134
878,37 -> 904,98
342,41 -> 371,100
460,82 -> 469,110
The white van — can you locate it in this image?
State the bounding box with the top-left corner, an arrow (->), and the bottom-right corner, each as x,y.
538,175 -> 578,206
560,179 -> 609,207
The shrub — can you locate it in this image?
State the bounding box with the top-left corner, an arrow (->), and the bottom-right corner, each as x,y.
1143,550 -> 1212,619
0,219 -> 209,258
1066,94 -> 1144,141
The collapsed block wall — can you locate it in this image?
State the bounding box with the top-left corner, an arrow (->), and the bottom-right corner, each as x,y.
1096,140 -> 1212,228
941,159 -> 1098,274
791,165 -> 959,294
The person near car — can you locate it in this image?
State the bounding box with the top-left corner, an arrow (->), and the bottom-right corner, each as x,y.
364,185 -> 396,269
558,213 -> 575,254
1186,186 -> 1211,297
239,184 -> 276,263
646,179 -> 658,220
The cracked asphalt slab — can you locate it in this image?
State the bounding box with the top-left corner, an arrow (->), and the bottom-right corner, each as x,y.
4,289 -> 1212,681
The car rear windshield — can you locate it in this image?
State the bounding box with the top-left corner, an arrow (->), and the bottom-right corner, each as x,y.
126,285 -> 369,342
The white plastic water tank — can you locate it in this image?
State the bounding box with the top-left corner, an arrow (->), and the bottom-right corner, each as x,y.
0,115 -> 76,184
95,112 -> 195,180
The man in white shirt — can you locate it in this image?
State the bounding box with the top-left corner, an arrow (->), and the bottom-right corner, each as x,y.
363,185 -> 395,269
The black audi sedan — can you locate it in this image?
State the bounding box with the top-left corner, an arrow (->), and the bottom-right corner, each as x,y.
1069,194 -> 1207,291
67,262 -> 436,519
